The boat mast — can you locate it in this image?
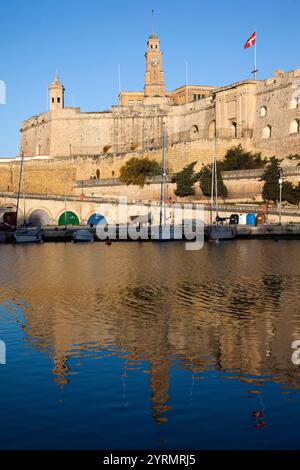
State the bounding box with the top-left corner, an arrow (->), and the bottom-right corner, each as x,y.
159,124 -> 167,231
64,174 -> 67,228
210,141 -> 214,226
15,153 -> 24,227
23,154 -> 26,225
214,136 -> 219,224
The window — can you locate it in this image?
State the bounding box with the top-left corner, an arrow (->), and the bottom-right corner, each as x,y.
290,98 -> 298,110
262,125 -> 272,139
260,106 -> 267,117
193,94 -> 204,101
112,171 -> 115,177
231,122 -> 237,138
51,98 -> 54,103
128,100 -> 134,107
290,119 -> 300,134
57,97 -> 60,103
208,120 -> 216,139
137,100 -> 143,106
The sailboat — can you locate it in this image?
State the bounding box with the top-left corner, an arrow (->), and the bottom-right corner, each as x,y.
157,125 -> 176,241
13,154 -> 42,244
208,136 -> 236,241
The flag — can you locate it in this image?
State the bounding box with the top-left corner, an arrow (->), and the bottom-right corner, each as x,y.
244,32 -> 256,49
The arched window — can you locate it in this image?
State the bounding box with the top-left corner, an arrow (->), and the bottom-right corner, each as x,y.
260,106 -> 267,117
208,120 -> 216,139
230,122 -> 237,138
290,98 -> 298,110
262,125 -> 272,139
103,145 -> 112,154
290,119 -> 300,134
190,125 -> 199,139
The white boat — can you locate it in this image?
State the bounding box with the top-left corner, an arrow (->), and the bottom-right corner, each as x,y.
73,229 -> 94,243
13,227 -> 42,244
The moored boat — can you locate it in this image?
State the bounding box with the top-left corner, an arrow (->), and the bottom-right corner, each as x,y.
208,225 -> 236,241
73,229 -> 94,243
13,227 -> 43,244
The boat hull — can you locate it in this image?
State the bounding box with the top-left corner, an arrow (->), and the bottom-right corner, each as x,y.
73,229 -> 94,243
208,225 -> 236,241
13,228 -> 42,244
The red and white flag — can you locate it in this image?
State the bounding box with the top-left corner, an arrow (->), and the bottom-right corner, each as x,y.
244,32 -> 256,49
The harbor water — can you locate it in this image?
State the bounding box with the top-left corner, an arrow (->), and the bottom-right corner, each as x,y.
1,240 -> 300,449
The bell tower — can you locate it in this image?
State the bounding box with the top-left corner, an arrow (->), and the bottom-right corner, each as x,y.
49,74 -> 64,111
144,34 -> 165,100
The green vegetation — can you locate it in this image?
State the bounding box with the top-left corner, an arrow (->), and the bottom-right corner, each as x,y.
119,157 -> 161,187
220,144 -> 267,171
199,164 -> 228,200
171,161 -> 200,197
261,156 -> 300,205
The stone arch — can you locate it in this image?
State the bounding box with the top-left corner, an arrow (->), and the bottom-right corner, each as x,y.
190,125 -> 199,139
262,125 -> 272,139
208,120 -> 216,139
260,106 -> 267,117
58,210 -> 80,226
28,208 -> 52,227
86,212 -> 107,226
0,203 -> 23,225
103,145 -> 112,154
290,119 -> 300,134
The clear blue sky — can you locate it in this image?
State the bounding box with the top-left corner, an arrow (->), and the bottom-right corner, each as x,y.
0,0 -> 299,156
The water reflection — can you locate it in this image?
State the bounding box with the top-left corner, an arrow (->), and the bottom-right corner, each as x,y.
1,241 -> 300,429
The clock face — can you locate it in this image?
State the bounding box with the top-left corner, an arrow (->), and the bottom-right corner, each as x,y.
150,57 -> 159,67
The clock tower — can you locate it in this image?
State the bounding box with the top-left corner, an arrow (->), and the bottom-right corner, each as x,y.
144,34 -> 165,101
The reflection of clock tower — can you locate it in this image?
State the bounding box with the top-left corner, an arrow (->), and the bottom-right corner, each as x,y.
144,34 -> 165,101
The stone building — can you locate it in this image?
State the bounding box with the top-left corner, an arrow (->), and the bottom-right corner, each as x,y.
0,31 -> 299,197
19,32 -> 300,163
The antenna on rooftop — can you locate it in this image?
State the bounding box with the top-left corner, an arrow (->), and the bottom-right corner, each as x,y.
118,64 -> 121,95
151,9 -> 155,34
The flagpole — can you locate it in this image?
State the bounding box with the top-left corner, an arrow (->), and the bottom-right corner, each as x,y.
254,33 -> 257,80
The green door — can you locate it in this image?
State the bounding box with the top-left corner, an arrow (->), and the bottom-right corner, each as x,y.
58,211 -> 80,226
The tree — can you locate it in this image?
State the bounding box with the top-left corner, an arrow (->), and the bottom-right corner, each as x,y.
119,157 -> 161,188
261,157 -> 282,203
220,144 -> 267,171
261,157 -> 300,205
171,161 -> 200,197
199,164 -> 227,199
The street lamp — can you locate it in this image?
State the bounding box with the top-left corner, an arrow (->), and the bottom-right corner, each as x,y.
278,169 -> 283,225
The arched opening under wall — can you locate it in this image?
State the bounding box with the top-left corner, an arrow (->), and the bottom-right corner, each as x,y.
290,119 -> 300,134
0,204 -> 21,226
58,211 -> 80,226
208,120 -> 216,139
28,209 -> 51,227
230,122 -> 237,138
262,125 -> 272,139
87,213 -> 107,226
